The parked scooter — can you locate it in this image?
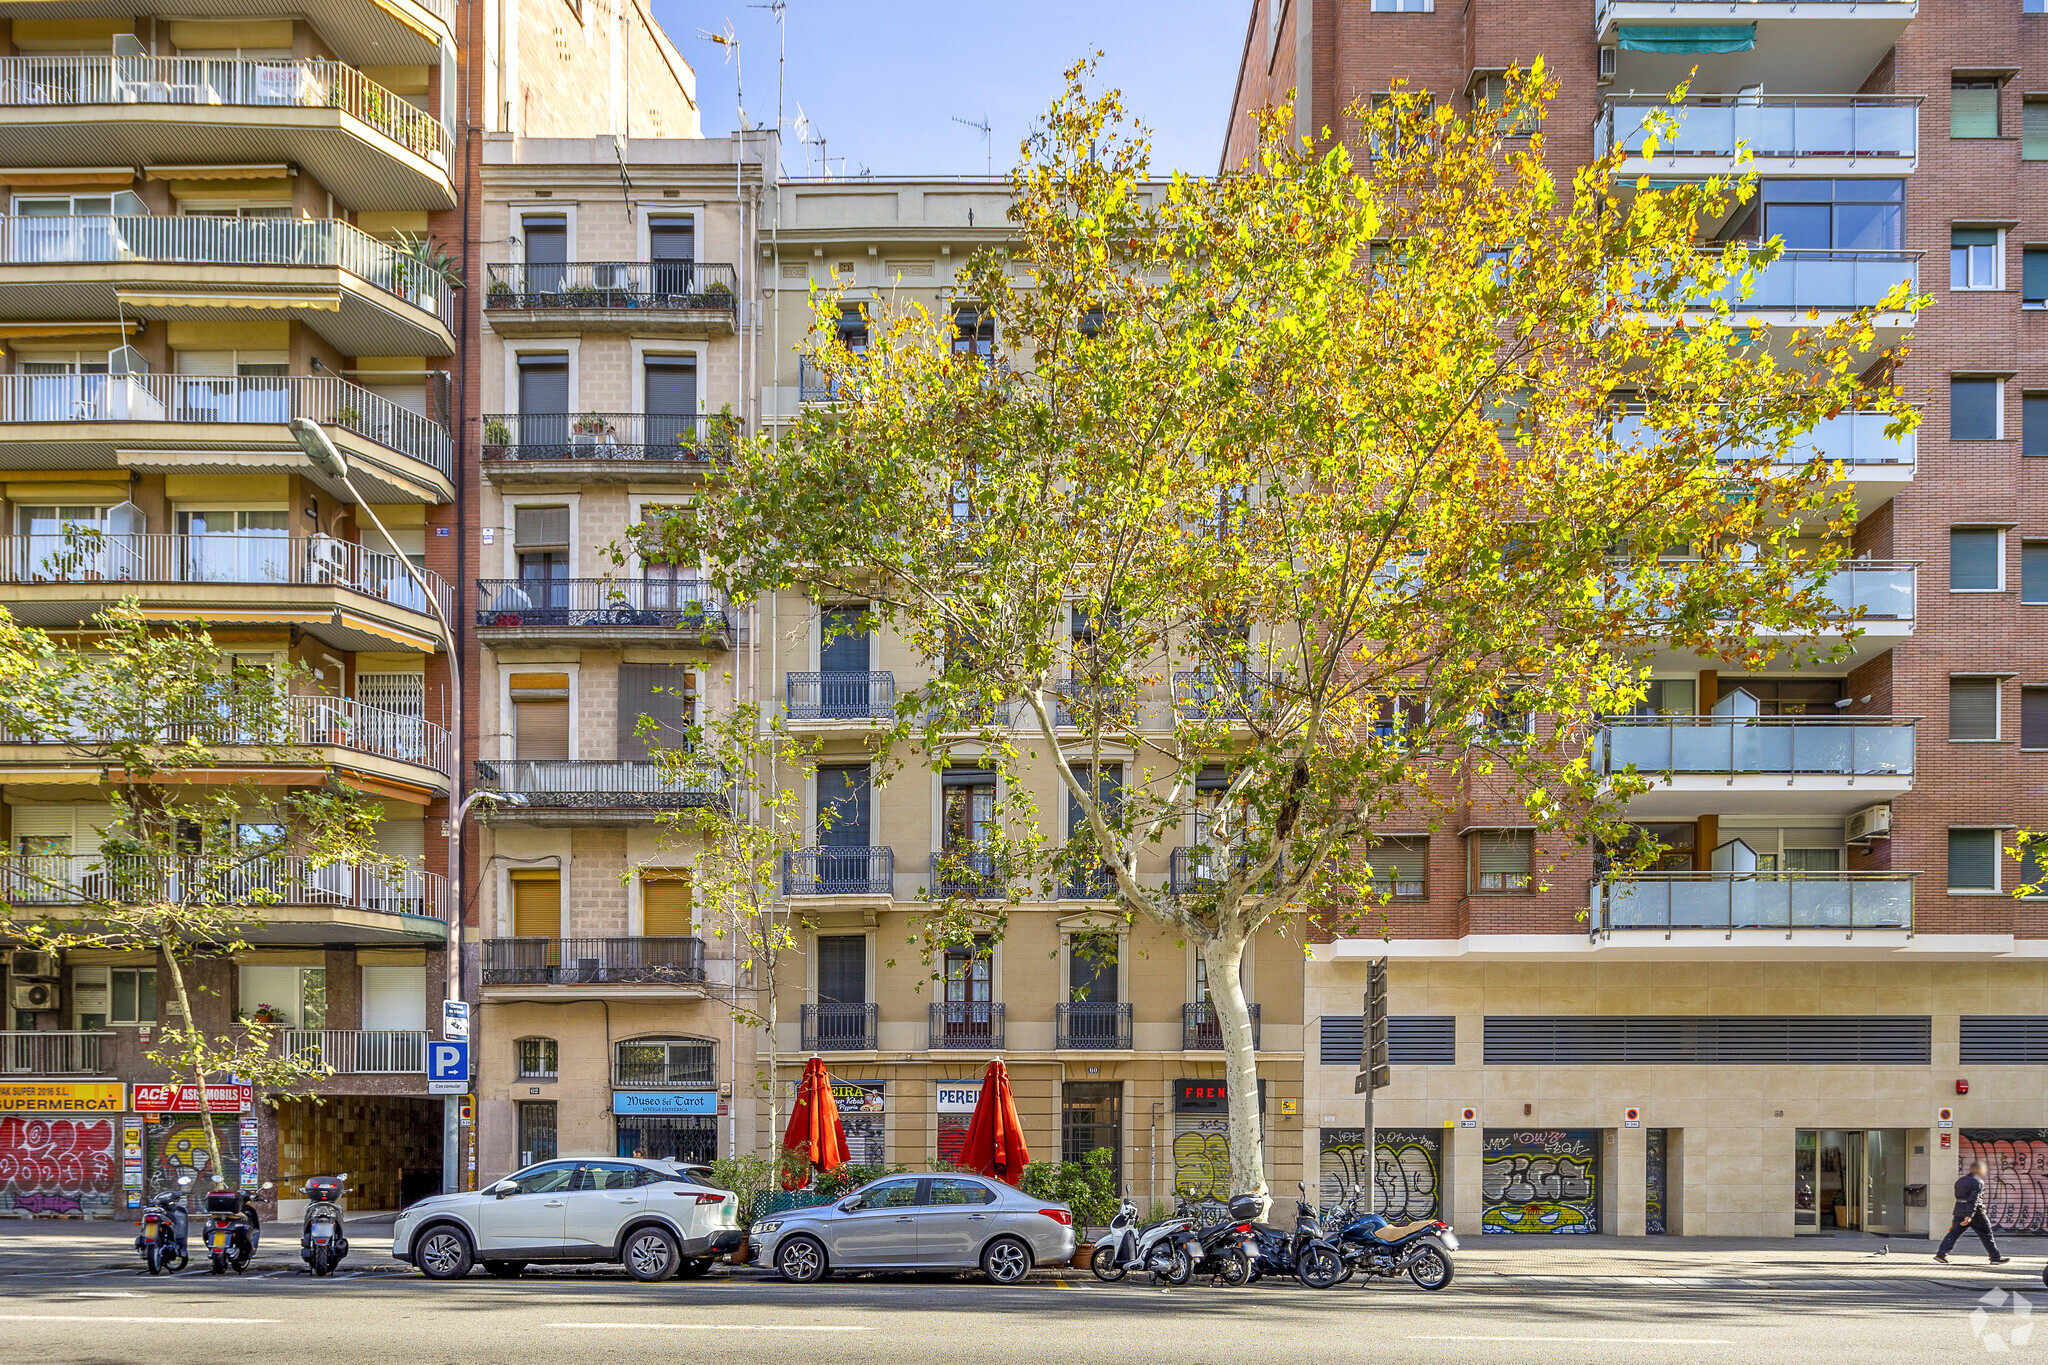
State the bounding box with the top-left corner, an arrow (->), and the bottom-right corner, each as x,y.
1322,1184 -> 1458,1290
1089,1195 -> 1197,1285
299,1174 -> 351,1276
1183,1193 -> 1264,1287
1248,1182 -> 1341,1287
201,1179 -> 272,1275
135,1175 -> 193,1275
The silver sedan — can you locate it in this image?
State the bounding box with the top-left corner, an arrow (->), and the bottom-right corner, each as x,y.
752,1173 -> 1073,1284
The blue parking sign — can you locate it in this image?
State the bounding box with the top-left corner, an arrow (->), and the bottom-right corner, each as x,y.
429,1040 -> 470,1087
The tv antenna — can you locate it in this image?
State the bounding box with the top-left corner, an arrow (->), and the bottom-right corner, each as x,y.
697,21 -> 742,129
746,1 -> 786,174
952,113 -> 992,176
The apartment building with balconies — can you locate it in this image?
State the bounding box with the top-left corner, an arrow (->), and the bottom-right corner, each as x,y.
1224,0 -> 2048,1239
468,128 -> 773,1177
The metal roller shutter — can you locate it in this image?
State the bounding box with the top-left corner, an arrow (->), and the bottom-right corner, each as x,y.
641,875 -> 692,937
511,874 -> 561,939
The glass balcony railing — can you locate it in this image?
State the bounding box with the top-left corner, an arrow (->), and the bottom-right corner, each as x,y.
1610,559 -> 1916,624
1595,872 -> 1914,933
1598,717 -> 1913,776
1613,409 -> 1915,467
1698,249 -> 1919,313
1595,96 -> 1918,162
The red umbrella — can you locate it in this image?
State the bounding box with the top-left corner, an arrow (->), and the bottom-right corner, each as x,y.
780,1057 -> 849,1190
955,1058 -> 1030,1183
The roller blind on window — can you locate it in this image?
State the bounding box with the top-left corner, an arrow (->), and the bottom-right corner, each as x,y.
1951,528 -> 2001,589
2023,541 -> 2048,601
1369,838 -> 1427,896
1949,829 -> 1999,890
618,663 -> 691,760
511,874 -> 561,938
1950,679 -> 2000,741
642,875 -> 692,936
514,699 -> 569,759
514,506 -> 570,550
2023,688 -> 2048,751
2025,98 -> 2048,160
1473,830 -> 1533,891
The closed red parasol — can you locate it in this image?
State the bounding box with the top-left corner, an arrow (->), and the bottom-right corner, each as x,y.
780,1056 -> 848,1189
955,1057 -> 1030,1183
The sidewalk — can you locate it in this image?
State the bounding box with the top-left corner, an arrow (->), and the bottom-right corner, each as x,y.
0,1215 -> 400,1276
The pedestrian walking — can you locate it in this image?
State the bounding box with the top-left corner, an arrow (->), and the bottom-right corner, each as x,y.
1935,1159 -> 2010,1264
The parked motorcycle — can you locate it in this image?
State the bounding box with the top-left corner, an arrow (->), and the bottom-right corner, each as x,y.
299,1174 -> 351,1276
1165,1193 -> 1264,1287
1089,1195 -> 1197,1285
1248,1183 -> 1341,1287
135,1175 -> 193,1275
202,1180 -> 272,1275
1323,1184 -> 1458,1290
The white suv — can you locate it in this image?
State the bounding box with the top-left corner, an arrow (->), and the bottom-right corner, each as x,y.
393,1158 -> 742,1282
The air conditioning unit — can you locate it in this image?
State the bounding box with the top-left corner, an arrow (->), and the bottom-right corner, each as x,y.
1598,46 -> 1617,84
1847,803 -> 1894,844
10,980 -> 58,1012
7,949 -> 58,980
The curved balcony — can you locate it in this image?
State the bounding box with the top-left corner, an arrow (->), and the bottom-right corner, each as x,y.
0,57 -> 453,209
480,412 -> 739,483
1599,716 -> 1913,816
484,262 -> 739,336
475,577 -> 733,647
1596,96 -> 1919,176
472,759 -> 729,820
1593,871 -> 1915,941
0,532 -> 450,653
0,853 -> 447,943
0,373 -> 451,502
0,216 -> 454,356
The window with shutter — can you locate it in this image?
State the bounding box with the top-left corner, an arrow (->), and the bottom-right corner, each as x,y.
1951,528 -> 2002,590
514,699 -> 569,759
617,663 -> 691,760
1369,837 -> 1428,899
511,873 -> 561,938
514,506 -> 571,551
817,935 -> 867,1004
1949,829 -> 2000,891
2024,541 -> 2048,601
1470,830 -> 1534,894
1950,678 -> 2000,741
641,874 -> 692,936
2028,399 -> 2048,456
2027,251 -> 2048,308
2023,688 -> 2048,751
1952,80 -> 2001,138
1951,380 -> 2002,441
2026,98 -> 2048,160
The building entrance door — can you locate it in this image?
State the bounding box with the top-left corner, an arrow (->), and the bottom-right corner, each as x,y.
1796,1129 -> 1906,1234
1863,1129 -> 1911,1235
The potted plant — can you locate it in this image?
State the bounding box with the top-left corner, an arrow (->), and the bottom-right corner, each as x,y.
249,1003 -> 283,1025
486,278 -> 514,307
700,278 -> 735,311
390,231 -> 463,314
570,412 -> 612,447
482,417 -> 511,454
564,282 -> 604,307
331,405 -> 361,427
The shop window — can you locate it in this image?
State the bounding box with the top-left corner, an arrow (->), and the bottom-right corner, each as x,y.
1952,379 -> 2003,441
1953,79 -> 2001,138
1949,828 -> 2001,892
1061,1081 -> 1122,1185
1468,830 -> 1535,894
1950,678 -> 2001,741
1952,528 -> 2003,590
517,1037 -> 558,1080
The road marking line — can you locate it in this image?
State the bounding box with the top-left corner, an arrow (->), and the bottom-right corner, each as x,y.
0,1315 -> 282,1325
1406,1336 -> 1733,1346
544,1324 -> 873,1332
75,1292 -> 141,1298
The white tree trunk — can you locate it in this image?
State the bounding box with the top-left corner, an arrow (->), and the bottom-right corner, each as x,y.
1200,930 -> 1266,1213
764,957 -> 780,1156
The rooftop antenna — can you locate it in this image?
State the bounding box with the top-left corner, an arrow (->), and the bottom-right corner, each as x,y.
952,113 -> 993,176
697,20 -> 742,130
793,104 -> 814,177
746,0 -> 786,175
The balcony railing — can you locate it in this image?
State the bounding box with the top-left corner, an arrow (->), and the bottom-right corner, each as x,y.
475,577 -> 731,634
278,1028 -> 426,1075
1614,409 -> 1916,468
798,356 -> 848,404
485,261 -> 738,312
0,216 -> 454,325
0,56 -> 452,164
1595,95 -> 1918,162
1698,249 -> 1919,313
480,412 -> 739,464
0,532 -> 452,622
929,850 -> 1006,899
1610,559 -> 1916,624
928,1001 -> 1004,1050
1057,1002 -> 1132,1050
1595,872 -> 1915,934
1060,862 -> 1117,901
480,936 -> 708,986
0,374 -> 452,475
1172,670 -> 1273,721
1599,717 -> 1914,777
1183,1001 -> 1261,1051
786,671 -> 895,721
0,694 -> 450,777
1170,846 -> 1257,895
0,854 -> 446,921
801,1002 -> 879,1051
0,1029 -> 112,1076
782,847 -> 894,897
472,759 -> 729,810
1054,677 -> 1136,728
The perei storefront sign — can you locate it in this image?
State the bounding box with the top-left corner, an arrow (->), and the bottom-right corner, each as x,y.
0,1081 -> 125,1113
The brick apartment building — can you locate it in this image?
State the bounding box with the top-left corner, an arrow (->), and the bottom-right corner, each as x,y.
1225,0 -> 2048,1236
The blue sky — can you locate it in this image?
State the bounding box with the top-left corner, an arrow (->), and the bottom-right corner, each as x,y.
649,0 -> 1252,178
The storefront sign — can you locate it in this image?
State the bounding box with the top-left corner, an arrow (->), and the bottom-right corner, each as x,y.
935,1082 -> 982,1114
132,1084 -> 252,1115
0,1082 -> 124,1114
832,1082 -> 885,1115
1173,1078 -> 1266,1114
613,1091 -> 717,1116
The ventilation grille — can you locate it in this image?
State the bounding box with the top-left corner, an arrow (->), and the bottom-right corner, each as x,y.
1483,1016 -> 1930,1065
1319,1015 -> 1456,1067
1960,1017 -> 2048,1065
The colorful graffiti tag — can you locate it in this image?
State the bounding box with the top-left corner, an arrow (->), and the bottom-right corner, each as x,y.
0,1116 -> 117,1217
144,1117 -> 240,1200
1481,1129 -> 1600,1234
1962,1131 -> 2048,1235
1645,1128 -> 1669,1235
1172,1122 -> 1231,1202
1318,1128 -> 1442,1220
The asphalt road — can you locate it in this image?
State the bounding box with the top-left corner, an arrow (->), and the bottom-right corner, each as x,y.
0,1261 -> 2030,1365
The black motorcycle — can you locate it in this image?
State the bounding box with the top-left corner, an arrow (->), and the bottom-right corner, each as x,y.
201,1180 -> 271,1275
299,1174 -> 351,1276
1165,1193 -> 1263,1287
135,1175 -> 193,1275
1248,1182 -> 1342,1287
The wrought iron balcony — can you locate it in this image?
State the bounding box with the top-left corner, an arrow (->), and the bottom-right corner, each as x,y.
0,374 -> 451,476
801,1002 -> 879,1051
1595,95 -> 1918,164
1059,862 -> 1117,901
1183,1001 -> 1260,1051
786,671 -> 895,721
0,854 -> 445,922
929,850 -> 1006,899
782,846 -> 894,897
1598,717 -> 1914,777
929,1001 -> 1004,1050
475,578 -> 732,638
480,936 -> 707,986
0,693 -> 450,778
1053,676 -> 1136,728
798,356 -> 849,403
278,1028 -> 426,1075
1171,846 -> 1261,895
1172,670 -> 1269,722
1593,872 -> 1915,936
472,759 -> 728,810
479,412 -> 739,465
485,261 -> 738,316
1057,1002 -> 1132,1050
0,1029 -> 113,1076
